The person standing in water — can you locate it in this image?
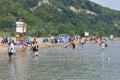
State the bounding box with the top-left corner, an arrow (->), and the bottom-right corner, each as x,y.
101,42 -> 105,51
8,40 -> 15,61
100,41 -> 108,51
69,39 -> 75,49
72,42 -> 75,49
8,43 -> 13,61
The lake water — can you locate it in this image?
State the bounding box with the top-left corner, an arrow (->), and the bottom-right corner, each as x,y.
0,41 -> 120,80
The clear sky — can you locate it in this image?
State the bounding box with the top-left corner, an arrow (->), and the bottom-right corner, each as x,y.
90,0 -> 120,11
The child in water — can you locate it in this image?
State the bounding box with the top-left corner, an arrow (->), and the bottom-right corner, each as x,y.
100,41 -> 108,51
33,45 -> 39,56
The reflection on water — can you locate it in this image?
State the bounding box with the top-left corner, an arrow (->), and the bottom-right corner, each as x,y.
9,62 -> 16,80
0,41 -> 120,80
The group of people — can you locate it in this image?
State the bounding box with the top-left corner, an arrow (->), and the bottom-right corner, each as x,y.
1,37 -> 11,46
63,36 -> 109,51
5,34 -> 110,61
63,41 -> 75,49
7,38 -> 39,61
62,37 -> 74,49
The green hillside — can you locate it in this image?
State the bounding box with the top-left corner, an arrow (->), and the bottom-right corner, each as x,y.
0,0 -> 120,37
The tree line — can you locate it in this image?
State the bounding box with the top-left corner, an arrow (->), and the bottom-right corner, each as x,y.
0,0 -> 120,37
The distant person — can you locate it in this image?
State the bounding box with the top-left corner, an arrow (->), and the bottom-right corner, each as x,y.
32,38 -> 37,44
101,42 -> 105,51
1,38 -> 5,46
100,41 -> 108,51
31,41 -> 39,56
72,42 -> 75,49
80,41 -> 85,48
32,45 -> 39,56
4,37 -> 8,43
64,42 -> 68,48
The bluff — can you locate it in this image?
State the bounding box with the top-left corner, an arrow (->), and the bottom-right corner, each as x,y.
0,0 -> 120,37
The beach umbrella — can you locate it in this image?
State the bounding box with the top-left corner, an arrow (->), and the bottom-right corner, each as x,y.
60,34 -> 69,37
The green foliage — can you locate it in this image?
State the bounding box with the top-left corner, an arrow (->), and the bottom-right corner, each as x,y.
0,0 -> 120,37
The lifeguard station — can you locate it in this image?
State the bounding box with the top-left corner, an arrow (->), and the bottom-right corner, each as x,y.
15,20 -> 27,45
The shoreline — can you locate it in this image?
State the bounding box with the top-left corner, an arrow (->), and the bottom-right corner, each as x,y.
0,37 -> 119,59
0,42 -> 64,58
